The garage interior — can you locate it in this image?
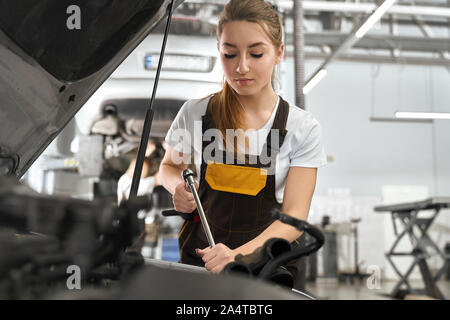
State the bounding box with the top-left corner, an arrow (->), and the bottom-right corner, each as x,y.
1,0 -> 449,300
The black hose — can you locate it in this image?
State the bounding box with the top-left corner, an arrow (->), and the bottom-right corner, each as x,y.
161,209 -> 194,221
271,208 -> 324,246
258,209 -> 325,279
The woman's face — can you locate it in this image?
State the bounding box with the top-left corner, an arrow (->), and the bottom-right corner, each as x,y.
218,20 -> 283,97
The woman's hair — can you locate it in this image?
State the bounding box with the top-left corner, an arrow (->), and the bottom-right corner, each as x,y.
208,0 -> 283,149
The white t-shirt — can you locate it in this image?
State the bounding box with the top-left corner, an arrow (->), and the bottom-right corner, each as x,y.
165,95 -> 327,203
117,173 -> 156,205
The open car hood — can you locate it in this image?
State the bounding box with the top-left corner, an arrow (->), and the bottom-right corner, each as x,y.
0,0 -> 183,178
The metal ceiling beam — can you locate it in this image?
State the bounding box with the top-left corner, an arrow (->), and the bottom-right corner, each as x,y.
389,14 -> 401,58
302,14 -> 449,28
184,0 -> 450,18
292,51 -> 450,67
183,1 -> 450,27
288,32 -> 450,53
413,15 -> 450,60
277,1 -> 450,18
302,0 -> 398,93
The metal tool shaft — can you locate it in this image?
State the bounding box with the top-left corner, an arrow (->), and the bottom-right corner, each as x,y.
182,169 -> 215,247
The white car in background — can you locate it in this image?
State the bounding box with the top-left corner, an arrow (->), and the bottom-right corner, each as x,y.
76,31 -> 223,139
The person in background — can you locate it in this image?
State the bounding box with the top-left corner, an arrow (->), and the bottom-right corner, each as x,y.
117,139 -> 163,206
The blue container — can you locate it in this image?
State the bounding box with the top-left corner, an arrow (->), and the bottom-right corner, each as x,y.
161,237 -> 180,262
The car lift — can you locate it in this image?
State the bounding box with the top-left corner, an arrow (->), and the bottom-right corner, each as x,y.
375,197 -> 450,299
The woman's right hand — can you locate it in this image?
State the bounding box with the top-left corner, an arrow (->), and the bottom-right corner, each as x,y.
159,145 -> 198,213
172,180 -> 198,213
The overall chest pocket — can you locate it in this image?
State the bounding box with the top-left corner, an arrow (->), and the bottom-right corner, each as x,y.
205,161 -> 267,196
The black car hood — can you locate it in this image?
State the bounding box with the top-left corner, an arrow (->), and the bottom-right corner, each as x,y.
0,0 -> 183,177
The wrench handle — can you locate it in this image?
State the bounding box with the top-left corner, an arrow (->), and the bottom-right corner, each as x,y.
183,170 -> 215,247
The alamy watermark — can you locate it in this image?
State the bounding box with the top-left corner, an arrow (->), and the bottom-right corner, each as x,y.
66,5 -> 81,30
366,265 -> 382,290
66,265 -> 81,290
168,122 -> 284,175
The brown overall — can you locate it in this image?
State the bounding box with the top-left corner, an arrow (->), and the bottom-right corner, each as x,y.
178,95 -> 306,289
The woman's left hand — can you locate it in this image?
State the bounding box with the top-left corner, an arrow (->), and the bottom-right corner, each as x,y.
195,243 -> 237,274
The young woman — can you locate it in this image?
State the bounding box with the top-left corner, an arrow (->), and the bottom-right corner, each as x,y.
159,0 -> 327,289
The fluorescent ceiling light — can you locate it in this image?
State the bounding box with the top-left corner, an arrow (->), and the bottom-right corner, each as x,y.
370,116 -> 432,123
355,0 -> 397,38
395,112 -> 450,120
303,68 -> 327,94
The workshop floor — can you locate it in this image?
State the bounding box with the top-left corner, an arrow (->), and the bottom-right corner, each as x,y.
305,279 -> 450,300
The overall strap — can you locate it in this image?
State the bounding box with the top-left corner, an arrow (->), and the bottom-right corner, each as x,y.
261,96 -> 290,160
200,95 -> 290,164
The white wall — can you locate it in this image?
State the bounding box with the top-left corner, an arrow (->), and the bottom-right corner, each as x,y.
281,57 -> 450,281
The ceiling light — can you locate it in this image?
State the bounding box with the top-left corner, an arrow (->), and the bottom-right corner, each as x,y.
355,0 -> 397,38
395,112 -> 450,120
303,68 -> 327,94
